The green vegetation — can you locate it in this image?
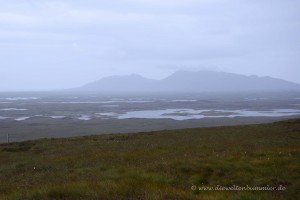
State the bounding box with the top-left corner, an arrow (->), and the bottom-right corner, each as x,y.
0,119 -> 299,200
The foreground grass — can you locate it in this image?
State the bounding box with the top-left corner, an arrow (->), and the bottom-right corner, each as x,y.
0,119 -> 299,200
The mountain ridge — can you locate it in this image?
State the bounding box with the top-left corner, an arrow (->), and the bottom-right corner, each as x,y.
76,70 -> 300,93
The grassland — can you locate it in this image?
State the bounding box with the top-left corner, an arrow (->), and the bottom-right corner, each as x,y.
0,119 -> 299,200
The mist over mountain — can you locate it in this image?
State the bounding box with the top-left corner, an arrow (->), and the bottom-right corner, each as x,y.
79,74 -> 156,92
77,71 -> 300,93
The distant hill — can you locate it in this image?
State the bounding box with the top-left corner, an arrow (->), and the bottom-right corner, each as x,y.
79,74 -> 157,92
76,71 -> 300,92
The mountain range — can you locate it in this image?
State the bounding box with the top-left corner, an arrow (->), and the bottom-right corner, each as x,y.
75,71 -> 300,93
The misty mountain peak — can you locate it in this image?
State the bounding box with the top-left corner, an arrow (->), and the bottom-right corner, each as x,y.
78,71 -> 300,93
129,73 -> 142,77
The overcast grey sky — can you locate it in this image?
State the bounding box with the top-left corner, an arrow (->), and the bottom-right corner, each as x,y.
0,0 -> 299,91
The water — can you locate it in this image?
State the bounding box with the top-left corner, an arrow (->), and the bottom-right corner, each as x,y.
1,108 -> 300,121
117,109 -> 300,120
0,93 -> 300,121
41,100 -> 154,104
96,112 -> 119,117
15,117 -> 30,121
0,108 -> 28,111
50,116 -> 66,119
77,115 -> 92,120
171,100 -> 198,102
0,97 -> 40,101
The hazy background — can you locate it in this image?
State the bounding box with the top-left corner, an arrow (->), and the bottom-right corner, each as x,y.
0,0 -> 299,91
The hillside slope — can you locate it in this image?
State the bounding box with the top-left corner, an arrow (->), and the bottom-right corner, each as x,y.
0,119 -> 299,199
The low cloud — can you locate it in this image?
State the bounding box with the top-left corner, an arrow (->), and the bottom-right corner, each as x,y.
0,0 -> 299,90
